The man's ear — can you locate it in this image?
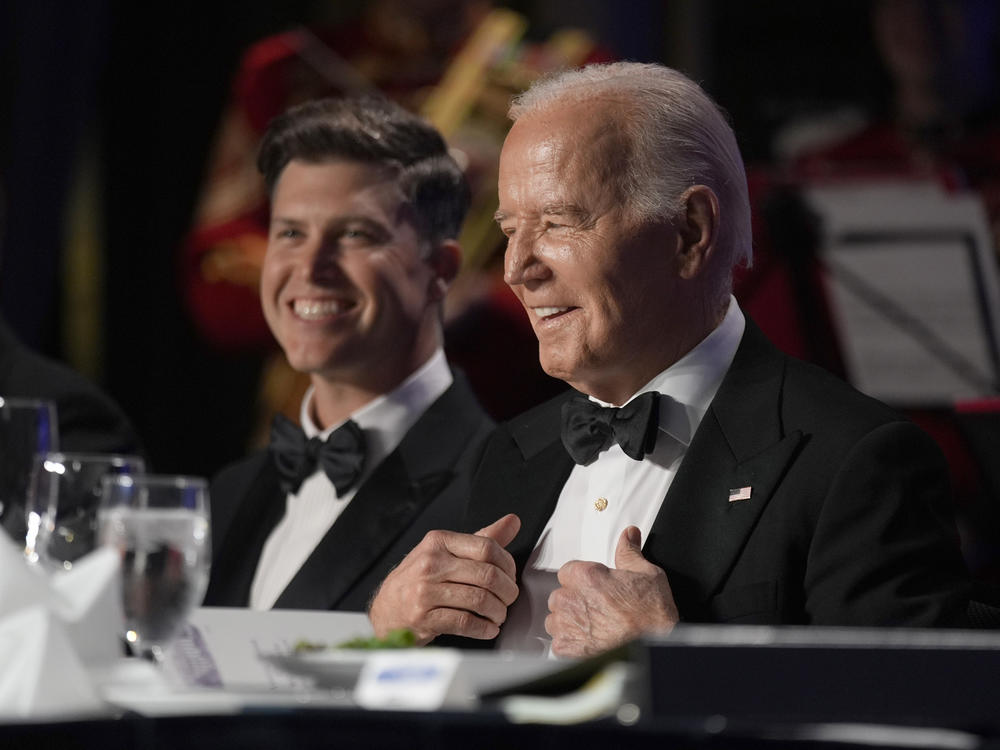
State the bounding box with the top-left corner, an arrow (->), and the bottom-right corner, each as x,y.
674,185 -> 719,280
427,239 -> 462,302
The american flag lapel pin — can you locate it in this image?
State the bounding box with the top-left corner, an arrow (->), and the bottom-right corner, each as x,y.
728,486 -> 752,502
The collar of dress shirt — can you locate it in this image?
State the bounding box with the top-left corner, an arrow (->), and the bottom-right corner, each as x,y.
298,348 -> 453,472
590,296 -> 745,447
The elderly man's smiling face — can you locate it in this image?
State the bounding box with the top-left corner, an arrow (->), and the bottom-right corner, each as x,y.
497,99 -> 707,405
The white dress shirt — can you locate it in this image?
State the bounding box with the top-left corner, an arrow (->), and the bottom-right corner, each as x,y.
249,349 -> 453,610
498,297 -> 746,654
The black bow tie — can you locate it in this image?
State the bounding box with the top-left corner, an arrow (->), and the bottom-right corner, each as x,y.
269,414 -> 366,495
560,391 -> 660,465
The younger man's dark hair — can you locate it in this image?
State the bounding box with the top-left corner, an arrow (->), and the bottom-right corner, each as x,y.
258,95 -> 470,246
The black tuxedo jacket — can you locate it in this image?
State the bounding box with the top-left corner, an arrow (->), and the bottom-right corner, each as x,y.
465,320 -> 971,630
203,374 -> 494,611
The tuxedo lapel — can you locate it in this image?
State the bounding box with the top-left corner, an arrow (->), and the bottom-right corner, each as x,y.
466,392 -> 574,574
273,375 -> 486,610
205,461 -> 285,607
645,413 -> 802,609
645,320 -> 804,609
273,450 -> 429,609
470,441 -> 573,573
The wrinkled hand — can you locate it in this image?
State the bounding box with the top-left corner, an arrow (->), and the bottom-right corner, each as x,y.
546,526 -> 679,657
368,514 -> 521,645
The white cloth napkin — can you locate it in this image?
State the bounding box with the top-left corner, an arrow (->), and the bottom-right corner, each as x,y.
0,533 -> 124,719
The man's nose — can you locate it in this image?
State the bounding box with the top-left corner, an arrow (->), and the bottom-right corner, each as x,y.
307,238 -> 347,286
503,232 -> 550,287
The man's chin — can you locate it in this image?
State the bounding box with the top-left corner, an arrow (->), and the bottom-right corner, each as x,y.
285,355 -> 345,378
538,355 -> 579,387
541,360 -> 627,403
282,340 -> 358,375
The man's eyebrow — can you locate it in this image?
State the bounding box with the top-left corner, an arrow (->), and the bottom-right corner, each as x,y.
541,203 -> 588,218
493,205 -> 590,224
272,214 -> 387,227
339,213 -> 389,228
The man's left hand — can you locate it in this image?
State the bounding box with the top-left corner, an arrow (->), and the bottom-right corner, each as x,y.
546,526 -> 679,657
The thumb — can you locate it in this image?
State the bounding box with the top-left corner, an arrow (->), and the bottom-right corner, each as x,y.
614,526 -> 647,571
476,513 -> 521,548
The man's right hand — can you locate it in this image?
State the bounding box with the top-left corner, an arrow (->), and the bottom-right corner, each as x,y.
368,514 -> 521,644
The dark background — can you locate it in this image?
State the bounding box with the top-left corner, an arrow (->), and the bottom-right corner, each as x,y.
0,0 -> 942,477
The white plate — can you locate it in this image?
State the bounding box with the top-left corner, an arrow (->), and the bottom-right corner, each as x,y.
261,649 -> 371,689
97,658 -> 353,716
263,648 -> 568,698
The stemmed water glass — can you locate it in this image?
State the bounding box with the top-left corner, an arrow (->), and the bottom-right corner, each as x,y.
0,397 -> 58,545
98,474 -> 211,662
24,452 -> 146,569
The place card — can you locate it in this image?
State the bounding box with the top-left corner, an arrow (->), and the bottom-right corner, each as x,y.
354,649 -> 465,710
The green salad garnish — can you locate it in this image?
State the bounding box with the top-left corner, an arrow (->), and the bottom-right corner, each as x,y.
293,628 -> 416,653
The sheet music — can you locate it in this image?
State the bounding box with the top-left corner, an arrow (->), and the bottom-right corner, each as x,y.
806,181 -> 1000,405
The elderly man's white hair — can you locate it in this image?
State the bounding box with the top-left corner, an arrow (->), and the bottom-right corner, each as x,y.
509,62 -> 753,301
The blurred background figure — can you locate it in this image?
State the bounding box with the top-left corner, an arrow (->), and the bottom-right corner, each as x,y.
793,0 -> 1000,239
740,0 -> 1000,361
0,175 -> 143,544
737,0 -> 1000,585
0,179 -> 143,458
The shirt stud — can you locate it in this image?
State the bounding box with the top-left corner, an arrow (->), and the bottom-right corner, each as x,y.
594,497 -> 608,512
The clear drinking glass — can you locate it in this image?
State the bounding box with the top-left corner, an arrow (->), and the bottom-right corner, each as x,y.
98,474 -> 211,662
0,397 -> 58,545
25,452 -> 146,569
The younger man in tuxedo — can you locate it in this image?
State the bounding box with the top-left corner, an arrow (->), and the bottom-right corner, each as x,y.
203,96 -> 493,611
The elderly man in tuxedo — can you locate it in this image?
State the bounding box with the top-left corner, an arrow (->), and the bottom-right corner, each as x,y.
368,62 -> 974,655
203,96 -> 493,611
